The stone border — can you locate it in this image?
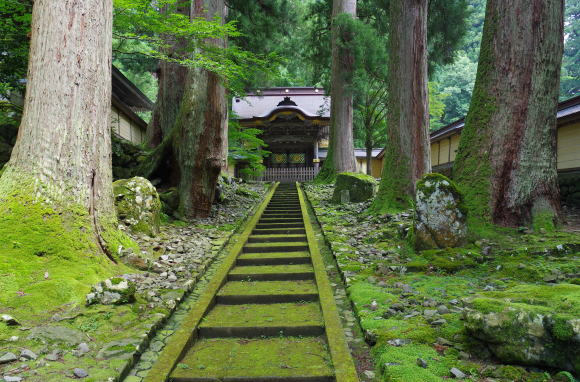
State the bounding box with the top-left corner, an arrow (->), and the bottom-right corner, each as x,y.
297,183 -> 360,382
142,182 -> 279,381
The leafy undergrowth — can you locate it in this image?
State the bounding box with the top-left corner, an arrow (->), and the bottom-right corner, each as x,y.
304,184 -> 580,382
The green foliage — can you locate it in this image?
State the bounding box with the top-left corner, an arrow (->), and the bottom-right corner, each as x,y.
0,0 -> 32,98
228,116 -> 270,177
561,0 -> 580,99
113,0 -> 277,94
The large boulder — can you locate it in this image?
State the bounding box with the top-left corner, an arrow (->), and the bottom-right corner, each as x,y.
332,172 -> 377,203
464,284 -> 580,373
113,177 -> 161,236
413,173 -> 467,250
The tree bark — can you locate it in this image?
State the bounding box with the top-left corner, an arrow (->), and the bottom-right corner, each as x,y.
315,0 -> 357,182
372,0 -> 430,212
176,0 -> 227,218
453,0 -> 564,228
0,0 -> 120,260
146,1 -> 190,147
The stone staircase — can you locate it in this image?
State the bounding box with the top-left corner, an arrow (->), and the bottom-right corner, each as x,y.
169,183 -> 337,381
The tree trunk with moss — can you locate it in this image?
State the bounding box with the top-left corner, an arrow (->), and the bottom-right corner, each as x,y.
453,0 -> 564,228
146,1 -> 190,147
0,0 -> 125,261
372,0 -> 430,212
315,0 -> 357,182
176,0 -> 227,218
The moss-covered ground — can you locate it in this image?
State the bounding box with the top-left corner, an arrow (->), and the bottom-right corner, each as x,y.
304,183 -> 580,382
0,183 -> 268,381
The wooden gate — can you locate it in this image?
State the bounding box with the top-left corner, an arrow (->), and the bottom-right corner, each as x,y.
256,167 -> 320,182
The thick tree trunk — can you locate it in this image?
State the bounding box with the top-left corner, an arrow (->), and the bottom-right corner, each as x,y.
453,0 -> 564,228
372,0 -> 430,212
146,2 -> 190,147
176,0 -> 227,218
0,0 -> 120,260
365,139 -> 372,175
315,0 -> 357,182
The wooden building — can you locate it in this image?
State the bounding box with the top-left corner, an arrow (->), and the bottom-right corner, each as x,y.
233,87 -> 331,181
110,66 -> 153,144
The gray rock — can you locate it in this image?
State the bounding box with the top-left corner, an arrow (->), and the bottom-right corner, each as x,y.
431,319 -> 447,326
113,177 -> 162,236
28,325 -> 86,345
414,174 -> 467,250
77,343 -> 90,354
450,367 -> 466,379
44,350 -> 61,361
20,349 -> 37,360
98,338 -> 140,360
363,370 -> 375,379
416,358 -> 428,368
387,338 -> 410,347
0,352 -> 18,364
3,376 -> 23,382
1,315 -> 19,326
86,277 -> 136,305
73,368 -> 89,378
437,305 -> 450,314
424,309 -> 438,317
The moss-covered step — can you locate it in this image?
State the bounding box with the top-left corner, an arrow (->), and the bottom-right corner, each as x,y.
170,337 -> 334,382
237,251 -> 312,266
261,212 -> 304,218
198,302 -> 325,337
252,228 -> 306,235
228,264 -> 315,281
243,242 -> 309,253
248,234 -> 307,243
255,222 -> 305,229
217,280 -> 319,304
259,218 -> 304,224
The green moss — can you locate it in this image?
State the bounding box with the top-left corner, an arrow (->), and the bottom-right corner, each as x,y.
0,180 -> 132,326
171,337 -> 333,379
331,172 -> 377,203
229,264 -> 314,275
218,280 -> 318,296
533,210 -> 557,232
200,302 -> 323,327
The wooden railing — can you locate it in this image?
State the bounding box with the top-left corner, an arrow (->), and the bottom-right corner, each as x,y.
255,167 -> 320,182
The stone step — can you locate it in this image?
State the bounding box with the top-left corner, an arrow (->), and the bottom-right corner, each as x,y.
198,302 -> 324,337
248,234 -> 307,243
243,242 -> 309,253
228,264 -> 315,281
216,280 -> 319,304
255,222 -> 304,229
252,228 -> 306,235
259,218 -> 304,224
170,337 -> 334,382
237,251 -> 311,266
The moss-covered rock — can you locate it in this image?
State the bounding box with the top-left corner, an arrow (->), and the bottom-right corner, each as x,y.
414,173 -> 468,250
113,177 -> 161,236
86,277 -> 136,305
331,172 -> 377,203
464,284 -> 580,372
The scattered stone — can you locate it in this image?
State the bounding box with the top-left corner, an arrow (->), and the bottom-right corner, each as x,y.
3,376 -> 23,382
74,343 -> 90,357
370,300 -> 379,311
73,367 -> 89,378
450,367 -> 466,379
86,277 -> 136,305
20,349 -> 37,360
1,314 -> 19,326
413,174 -> 467,250
45,350 -> 62,361
331,172 -> 377,203
98,338 -> 141,360
28,326 -> 85,346
113,176 -> 162,237
0,352 -> 18,364
363,370 -> 375,379
364,330 -> 377,346
436,337 -> 453,346
431,318 -> 447,326
416,358 -> 428,368
8,336 -> 18,342
437,305 -> 450,314
387,338 -> 410,347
